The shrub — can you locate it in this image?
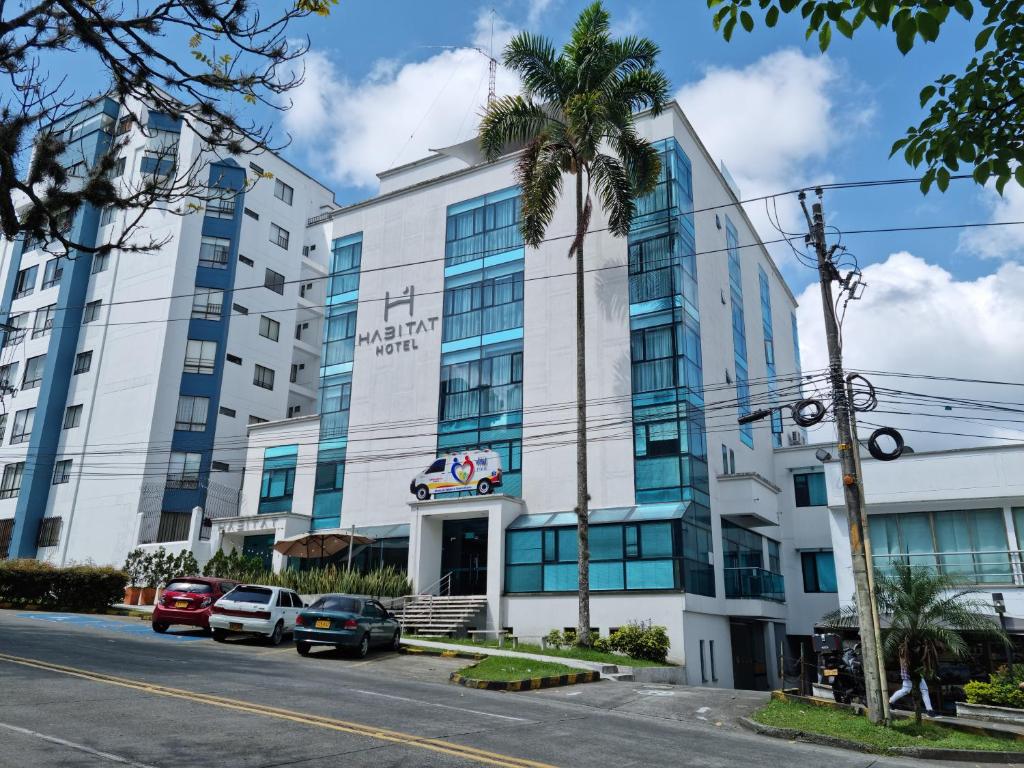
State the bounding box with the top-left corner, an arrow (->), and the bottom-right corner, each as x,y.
123,549 -> 146,587
965,666 -> 1024,709
607,620 -> 670,663
0,559 -> 127,611
172,550 -> 200,578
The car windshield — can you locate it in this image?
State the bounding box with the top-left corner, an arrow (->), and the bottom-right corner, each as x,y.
309,596 -> 361,613
165,581 -> 211,594
224,586 -> 272,604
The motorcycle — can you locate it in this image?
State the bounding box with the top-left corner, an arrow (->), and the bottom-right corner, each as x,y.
813,633 -> 867,705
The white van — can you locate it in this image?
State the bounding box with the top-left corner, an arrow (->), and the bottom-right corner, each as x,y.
410,449 -> 502,500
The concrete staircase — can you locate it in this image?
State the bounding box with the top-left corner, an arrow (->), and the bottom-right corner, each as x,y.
394,594 -> 488,636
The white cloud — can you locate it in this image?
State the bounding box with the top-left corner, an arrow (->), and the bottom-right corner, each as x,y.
675,49 -> 873,258
282,10 -> 521,188
796,252 -> 1024,449
526,0 -> 557,28
610,7 -> 643,37
958,183 -> 1024,259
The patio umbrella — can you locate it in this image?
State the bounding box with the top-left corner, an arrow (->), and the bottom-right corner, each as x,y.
273,531 -> 374,561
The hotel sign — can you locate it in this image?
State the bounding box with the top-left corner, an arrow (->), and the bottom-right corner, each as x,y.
357,285 -> 439,357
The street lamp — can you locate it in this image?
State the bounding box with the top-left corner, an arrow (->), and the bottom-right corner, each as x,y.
993,593 -> 1013,673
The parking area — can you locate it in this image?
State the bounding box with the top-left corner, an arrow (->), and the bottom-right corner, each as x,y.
9,610 -> 466,685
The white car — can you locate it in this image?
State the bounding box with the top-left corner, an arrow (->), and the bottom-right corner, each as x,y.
209,584 -> 304,645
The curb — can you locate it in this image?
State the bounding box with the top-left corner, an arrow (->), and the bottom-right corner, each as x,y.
450,669 -> 600,692
399,645 -> 488,662
0,604 -> 145,616
738,717 -> 1024,763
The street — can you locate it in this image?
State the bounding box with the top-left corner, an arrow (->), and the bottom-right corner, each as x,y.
0,610 -> 987,768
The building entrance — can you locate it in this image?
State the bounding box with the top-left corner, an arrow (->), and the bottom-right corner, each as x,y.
440,519 -> 488,595
730,619 -> 769,690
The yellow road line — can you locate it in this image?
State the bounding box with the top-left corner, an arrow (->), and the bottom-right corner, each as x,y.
0,652 -> 556,768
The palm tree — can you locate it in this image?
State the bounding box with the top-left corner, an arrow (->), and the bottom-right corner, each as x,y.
826,561 -> 1006,724
479,2 -> 669,646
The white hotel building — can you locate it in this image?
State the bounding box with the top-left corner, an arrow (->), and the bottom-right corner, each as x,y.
7,97 -> 1021,690
220,102 -> 818,688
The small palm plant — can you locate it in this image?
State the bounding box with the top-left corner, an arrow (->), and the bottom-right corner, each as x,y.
825,560 -> 1006,724
479,0 -> 669,646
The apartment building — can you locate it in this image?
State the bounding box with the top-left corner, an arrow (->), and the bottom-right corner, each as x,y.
0,96 -> 335,566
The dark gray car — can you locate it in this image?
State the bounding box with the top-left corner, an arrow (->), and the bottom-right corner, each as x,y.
293,594 -> 401,658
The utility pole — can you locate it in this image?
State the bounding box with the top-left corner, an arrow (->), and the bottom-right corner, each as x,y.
801,190 -> 888,724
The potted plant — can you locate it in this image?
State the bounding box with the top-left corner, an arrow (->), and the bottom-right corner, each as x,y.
122,549 -> 145,605
152,548 -> 177,604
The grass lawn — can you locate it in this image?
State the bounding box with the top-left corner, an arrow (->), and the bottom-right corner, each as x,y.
458,655 -> 579,682
754,699 -> 1024,753
414,635 -> 671,668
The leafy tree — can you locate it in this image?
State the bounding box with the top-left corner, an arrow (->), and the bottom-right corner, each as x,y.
825,560 -> 1005,724
706,1 -> 1024,193
1,0 -> 336,256
479,1 -> 669,645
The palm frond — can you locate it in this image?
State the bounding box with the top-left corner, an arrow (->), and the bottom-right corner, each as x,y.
566,1 -> 611,57
479,96 -> 555,161
611,126 -> 661,197
503,33 -> 565,104
590,153 -> 635,237
516,136 -> 566,248
821,603 -> 860,629
606,36 -> 660,75
606,68 -> 671,117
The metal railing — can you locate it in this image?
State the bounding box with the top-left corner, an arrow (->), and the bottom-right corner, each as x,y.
872,550 -> 1024,586
724,566 -> 785,602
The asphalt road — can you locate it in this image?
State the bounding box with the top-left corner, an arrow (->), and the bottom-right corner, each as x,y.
0,610 -> 989,768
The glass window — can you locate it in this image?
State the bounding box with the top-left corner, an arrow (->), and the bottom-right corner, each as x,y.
801,551 -> 837,593
0,414 -> 7,441
224,586 -> 272,604
506,530 -> 541,564
10,408 -> 35,444
183,339 -> 217,374
192,288 -> 223,319
3,314 -> 27,346
52,459 -> 72,485
205,186 -> 236,219
63,404 -> 82,429
793,472 -> 827,506
91,252 -> 110,274
74,351 -> 92,374
167,451 -> 202,488
198,236 -> 230,268
264,268 -> 285,294
37,517 -> 62,547
82,300 -> 102,324
259,315 -> 280,341
0,462 -> 24,499
21,355 -> 45,390
42,259 -> 63,289
175,395 -> 209,432
32,304 -> 56,338
590,526 -> 623,561
253,364 -> 275,390
269,224 -> 290,250
274,179 -> 294,205
310,596 -> 360,612
13,266 -> 36,298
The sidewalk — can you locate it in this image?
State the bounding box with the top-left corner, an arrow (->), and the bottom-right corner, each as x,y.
112,603 -> 154,615
400,637 -> 614,674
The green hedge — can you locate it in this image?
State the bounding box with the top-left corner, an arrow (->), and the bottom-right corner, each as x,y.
0,559 -> 128,611
965,666 -> 1024,709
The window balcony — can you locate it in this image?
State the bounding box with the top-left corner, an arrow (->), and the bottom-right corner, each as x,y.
724,567 -> 785,602
873,551 -> 1024,586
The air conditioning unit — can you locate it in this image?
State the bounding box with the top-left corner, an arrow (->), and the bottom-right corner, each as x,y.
788,430 -> 805,446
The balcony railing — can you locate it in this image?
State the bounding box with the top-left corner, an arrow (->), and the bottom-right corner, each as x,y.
873,550 -> 1024,586
724,567 -> 785,602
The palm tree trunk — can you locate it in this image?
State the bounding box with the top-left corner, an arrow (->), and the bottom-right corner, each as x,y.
574,169 -> 591,647
912,674 -> 923,726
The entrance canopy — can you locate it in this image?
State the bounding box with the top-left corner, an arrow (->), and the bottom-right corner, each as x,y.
507,502 -> 690,530
273,531 -> 374,559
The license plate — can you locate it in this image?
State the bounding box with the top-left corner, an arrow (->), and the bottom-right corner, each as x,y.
315,619 -> 331,629
823,668 -> 838,677
174,601 -> 188,609
229,622 -> 243,631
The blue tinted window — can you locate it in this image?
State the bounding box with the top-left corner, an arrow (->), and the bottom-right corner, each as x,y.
507,530 -> 541,564
801,551 -> 837,593
793,472 -> 827,506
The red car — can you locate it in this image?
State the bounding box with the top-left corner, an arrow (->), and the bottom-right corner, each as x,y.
152,576 -> 239,634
